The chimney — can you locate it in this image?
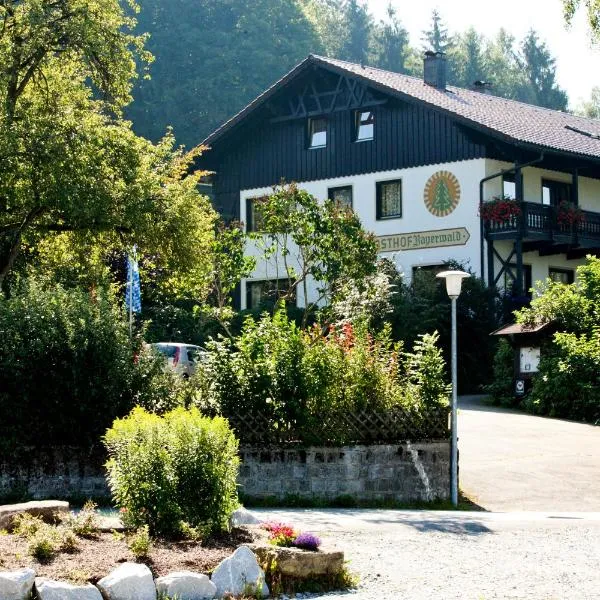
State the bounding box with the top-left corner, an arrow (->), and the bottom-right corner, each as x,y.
471,80 -> 493,95
423,51 -> 447,90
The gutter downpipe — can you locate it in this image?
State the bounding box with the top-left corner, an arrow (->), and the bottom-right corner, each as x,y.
479,152 -> 545,281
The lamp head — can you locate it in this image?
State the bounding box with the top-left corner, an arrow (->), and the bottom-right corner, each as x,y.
436,270 -> 471,299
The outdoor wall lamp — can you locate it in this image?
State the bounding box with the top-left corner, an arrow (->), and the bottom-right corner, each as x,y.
436,270 -> 471,506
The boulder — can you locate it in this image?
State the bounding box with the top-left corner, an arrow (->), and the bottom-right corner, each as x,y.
96,516 -> 126,533
155,571 -> 216,600
211,546 -> 269,599
0,568 -> 36,600
0,500 -> 69,531
253,545 -> 344,578
229,507 -> 262,528
35,578 -> 103,600
96,563 -> 156,600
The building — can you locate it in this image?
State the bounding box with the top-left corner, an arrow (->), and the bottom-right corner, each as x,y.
198,53 -> 600,310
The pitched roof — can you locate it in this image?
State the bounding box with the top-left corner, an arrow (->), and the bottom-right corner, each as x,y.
202,54 -> 600,162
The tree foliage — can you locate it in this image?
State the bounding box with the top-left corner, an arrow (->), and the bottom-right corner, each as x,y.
563,0 -> 600,41
253,183 -> 378,321
0,0 -> 217,299
117,2 -> 571,148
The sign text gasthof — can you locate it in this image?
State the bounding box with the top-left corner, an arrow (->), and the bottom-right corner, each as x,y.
376,227 -> 470,253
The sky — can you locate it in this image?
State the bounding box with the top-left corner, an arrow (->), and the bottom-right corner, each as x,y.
367,0 -> 600,109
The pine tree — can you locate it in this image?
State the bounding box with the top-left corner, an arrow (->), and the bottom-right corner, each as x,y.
517,30 -> 568,111
372,3 -> 409,73
450,28 -> 486,88
421,9 -> 453,54
340,0 -> 372,64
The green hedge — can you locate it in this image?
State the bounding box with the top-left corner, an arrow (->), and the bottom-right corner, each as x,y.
0,281 -> 179,454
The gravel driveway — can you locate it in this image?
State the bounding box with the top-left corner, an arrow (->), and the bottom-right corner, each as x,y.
255,509 -> 600,600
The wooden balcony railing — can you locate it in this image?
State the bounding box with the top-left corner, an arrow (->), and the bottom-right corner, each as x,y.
483,201 -> 600,245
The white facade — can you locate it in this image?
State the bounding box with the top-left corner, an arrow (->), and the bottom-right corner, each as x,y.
240,158 -> 600,309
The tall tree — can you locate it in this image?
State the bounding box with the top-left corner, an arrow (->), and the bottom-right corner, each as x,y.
517,30 -> 568,111
372,2 -> 410,73
421,9 -> 453,54
0,0 -> 216,295
300,0 -> 346,58
340,0 -> 372,64
482,29 -> 526,100
450,27 -> 487,88
128,0 -> 321,147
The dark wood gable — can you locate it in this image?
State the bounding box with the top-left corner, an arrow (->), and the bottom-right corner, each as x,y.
201,65 -> 488,219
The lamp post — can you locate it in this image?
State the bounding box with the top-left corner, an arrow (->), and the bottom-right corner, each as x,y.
436,270 -> 471,506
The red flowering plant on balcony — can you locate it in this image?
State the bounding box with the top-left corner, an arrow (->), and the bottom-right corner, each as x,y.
479,195 -> 522,225
556,201 -> 585,227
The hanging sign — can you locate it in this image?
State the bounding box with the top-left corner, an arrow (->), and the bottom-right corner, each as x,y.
424,171 -> 461,217
376,227 -> 470,252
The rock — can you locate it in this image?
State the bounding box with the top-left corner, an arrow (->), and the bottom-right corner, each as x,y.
0,500 -> 69,531
96,516 -> 126,533
0,568 -> 36,600
155,571 -> 216,600
252,545 -> 344,578
211,546 -> 269,599
229,507 -> 262,528
96,563 -> 156,600
35,578 -> 103,600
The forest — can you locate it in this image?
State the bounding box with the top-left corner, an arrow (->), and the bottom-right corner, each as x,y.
126,0 -> 571,149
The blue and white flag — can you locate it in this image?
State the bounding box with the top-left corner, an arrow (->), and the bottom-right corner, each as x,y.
125,249 -> 142,314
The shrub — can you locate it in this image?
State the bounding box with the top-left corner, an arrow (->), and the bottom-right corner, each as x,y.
191,309 -> 449,445
524,328 -> 600,423
13,514 -> 45,538
67,500 -> 99,537
485,339 -> 515,406
0,280 -> 180,454
128,525 -> 152,559
104,406 -> 240,536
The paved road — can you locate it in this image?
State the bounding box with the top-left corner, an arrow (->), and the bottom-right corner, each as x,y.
255,509 -> 600,600
458,395 -> 600,512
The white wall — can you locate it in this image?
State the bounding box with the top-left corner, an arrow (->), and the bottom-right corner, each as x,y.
240,158 -> 600,308
240,158 -> 487,308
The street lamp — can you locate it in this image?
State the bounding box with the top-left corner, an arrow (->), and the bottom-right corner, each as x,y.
436,270 -> 471,507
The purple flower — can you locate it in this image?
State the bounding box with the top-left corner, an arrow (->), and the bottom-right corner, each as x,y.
293,532 -> 321,551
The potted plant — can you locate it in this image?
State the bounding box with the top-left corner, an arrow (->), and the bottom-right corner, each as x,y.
479,195 -> 522,226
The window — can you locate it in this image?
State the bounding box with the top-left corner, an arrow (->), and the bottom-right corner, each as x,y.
542,179 -> 572,207
503,173 -> 516,199
328,185 -> 353,209
246,279 -> 295,310
504,264 -> 532,296
246,197 -> 266,233
308,118 -> 327,148
376,180 -> 402,219
355,110 -> 374,141
549,267 -> 574,284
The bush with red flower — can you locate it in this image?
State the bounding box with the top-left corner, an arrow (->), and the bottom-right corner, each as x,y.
479,195 -> 522,225
556,201 -> 585,227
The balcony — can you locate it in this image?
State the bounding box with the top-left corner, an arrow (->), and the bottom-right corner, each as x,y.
483,201 -> 600,249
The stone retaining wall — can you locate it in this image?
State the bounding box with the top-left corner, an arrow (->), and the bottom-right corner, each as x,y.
238,441 -> 450,502
0,448 -> 108,501
1,442 -> 450,502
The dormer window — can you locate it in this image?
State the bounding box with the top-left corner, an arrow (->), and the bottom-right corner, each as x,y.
308,118 -> 327,148
355,110 -> 374,141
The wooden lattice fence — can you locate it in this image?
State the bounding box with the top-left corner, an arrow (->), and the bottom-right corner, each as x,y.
227,405 -> 449,446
